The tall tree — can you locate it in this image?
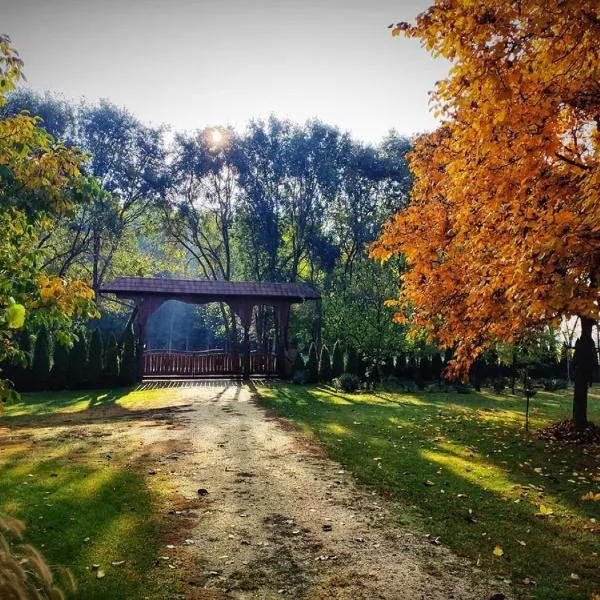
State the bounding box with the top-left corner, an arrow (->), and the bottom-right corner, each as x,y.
373,1 -> 600,428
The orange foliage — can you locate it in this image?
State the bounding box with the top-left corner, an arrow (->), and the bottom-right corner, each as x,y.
374,1 -> 600,377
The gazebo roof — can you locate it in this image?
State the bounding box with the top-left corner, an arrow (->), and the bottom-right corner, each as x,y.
100,277 -> 320,304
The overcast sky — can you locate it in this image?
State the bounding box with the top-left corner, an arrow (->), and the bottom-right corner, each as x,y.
3,0 -> 448,143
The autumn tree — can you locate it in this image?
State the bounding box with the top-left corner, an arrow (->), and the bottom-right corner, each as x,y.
0,35 -> 96,401
373,1 -> 600,429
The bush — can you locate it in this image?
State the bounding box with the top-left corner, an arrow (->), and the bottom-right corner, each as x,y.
453,382 -> 473,394
333,373 -> 360,393
88,329 -> 104,388
344,346 -> 360,376
431,353 -> 443,381
119,325 -> 138,386
331,341 -> 344,378
31,327 -> 51,391
538,378 -> 567,392
379,375 -> 400,389
292,350 -> 305,373
69,333 -> 88,389
305,343 -> 319,383
291,371 -> 306,385
492,377 -> 508,393
318,345 -> 332,382
394,353 -> 406,378
51,342 -> 70,391
419,355 -> 432,382
104,333 -> 120,387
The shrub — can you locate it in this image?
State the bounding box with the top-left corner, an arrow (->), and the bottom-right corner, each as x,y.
453,382 -> 472,394
318,345 -> 332,382
394,353 -> 406,378
104,333 -> 120,387
119,325 -> 138,386
88,329 -> 104,388
31,327 -> 51,391
334,373 -> 360,393
69,333 -> 88,389
51,343 -> 70,391
380,375 -> 400,389
292,350 -> 305,373
431,353 -> 443,381
492,378 -> 508,393
6,330 -> 32,391
291,371 -> 306,385
539,378 -> 567,392
305,343 -> 319,383
344,346 -> 360,376
419,355 -> 432,381
331,341 -> 344,378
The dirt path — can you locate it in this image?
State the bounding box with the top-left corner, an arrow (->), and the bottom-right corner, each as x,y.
130,383 -> 509,600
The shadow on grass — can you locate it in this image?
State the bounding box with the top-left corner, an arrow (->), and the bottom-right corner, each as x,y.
257,383 -> 600,600
0,432 -> 183,600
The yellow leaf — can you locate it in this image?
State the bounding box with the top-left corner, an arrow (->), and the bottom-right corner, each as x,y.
493,545 -> 504,557
535,504 -> 554,516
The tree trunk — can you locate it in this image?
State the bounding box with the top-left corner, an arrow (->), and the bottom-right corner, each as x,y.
572,316 -> 596,429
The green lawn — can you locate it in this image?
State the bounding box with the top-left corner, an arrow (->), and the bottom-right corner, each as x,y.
0,388 -> 192,600
256,384 -> 600,600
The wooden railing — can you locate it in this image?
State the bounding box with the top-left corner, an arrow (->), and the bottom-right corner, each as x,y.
143,351 -> 277,377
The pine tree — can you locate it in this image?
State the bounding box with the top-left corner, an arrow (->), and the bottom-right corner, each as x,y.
88,329 -> 104,388
305,343 -> 319,384
32,327 -> 51,391
51,343 -> 70,391
318,345 -> 332,382
119,325 -> 138,386
331,341 -> 344,378
104,333 -> 120,387
69,333 -> 88,389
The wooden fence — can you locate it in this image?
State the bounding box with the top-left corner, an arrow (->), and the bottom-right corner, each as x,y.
143,350 -> 277,377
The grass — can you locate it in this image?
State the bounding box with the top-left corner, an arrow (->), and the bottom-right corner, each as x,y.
256,383 -> 600,600
0,387 -> 193,599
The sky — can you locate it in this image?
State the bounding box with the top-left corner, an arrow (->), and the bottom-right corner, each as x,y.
3,0 -> 449,143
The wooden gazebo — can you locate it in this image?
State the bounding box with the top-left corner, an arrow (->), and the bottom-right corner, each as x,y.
100,277 -> 320,379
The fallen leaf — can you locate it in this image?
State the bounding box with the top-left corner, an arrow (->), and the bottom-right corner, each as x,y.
517,540 -> 527,546
96,569 -> 105,579
493,545 -> 504,557
535,504 -> 554,516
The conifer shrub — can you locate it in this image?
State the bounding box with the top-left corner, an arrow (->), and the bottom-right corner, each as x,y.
88,329 -> 104,388
431,353 -> 443,382
293,350 -> 305,373
51,342 -> 70,391
331,341 -> 344,378
31,327 -> 51,391
318,345 -> 332,382
305,342 -> 319,383
344,346 -> 360,376
394,353 -> 406,378
69,333 -> 88,389
104,333 -> 120,387
119,325 -> 138,386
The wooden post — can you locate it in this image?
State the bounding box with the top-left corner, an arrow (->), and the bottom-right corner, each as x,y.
229,300 -> 254,380
275,302 -> 291,377
133,296 -> 165,382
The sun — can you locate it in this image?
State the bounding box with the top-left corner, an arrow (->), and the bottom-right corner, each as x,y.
211,129 -> 223,144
